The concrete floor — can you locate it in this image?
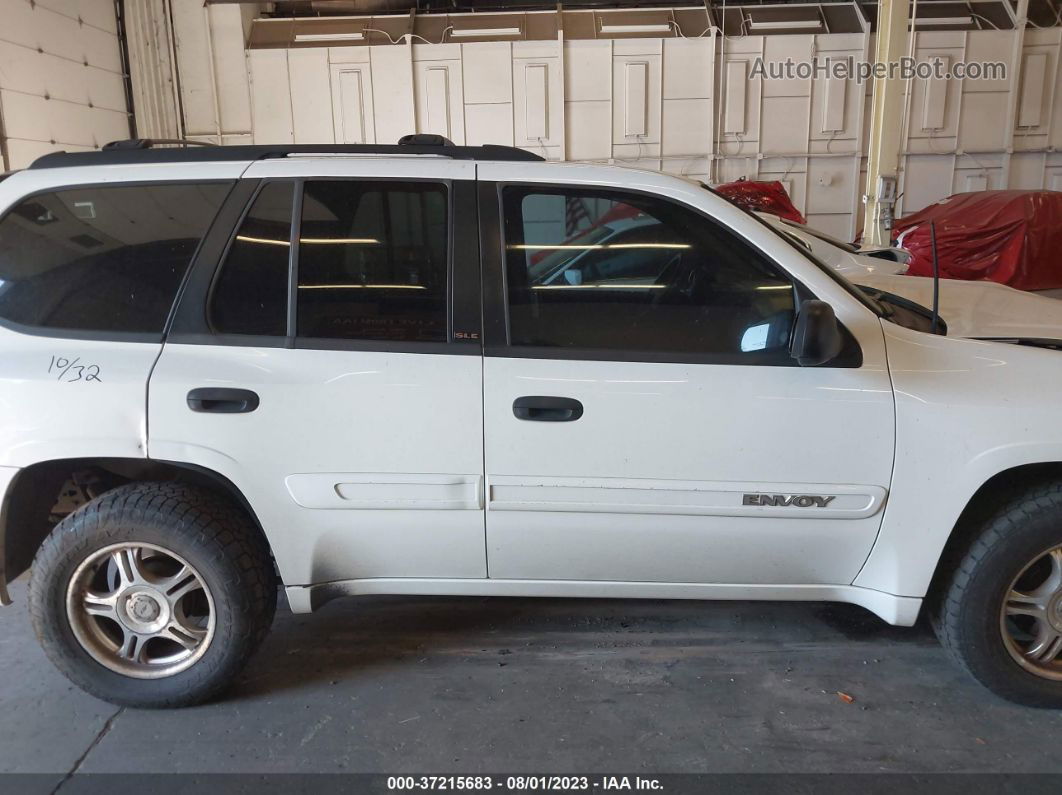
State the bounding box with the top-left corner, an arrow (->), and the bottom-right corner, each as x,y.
2,576 -> 1061,775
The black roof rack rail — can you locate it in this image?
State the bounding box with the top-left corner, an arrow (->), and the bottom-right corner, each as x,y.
102,138 -> 217,150
29,135 -> 545,169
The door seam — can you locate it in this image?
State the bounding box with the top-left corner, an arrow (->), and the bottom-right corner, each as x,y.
476,163 -> 490,579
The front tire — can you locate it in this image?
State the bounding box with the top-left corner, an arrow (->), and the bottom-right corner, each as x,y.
29,482 -> 276,708
931,480 -> 1062,707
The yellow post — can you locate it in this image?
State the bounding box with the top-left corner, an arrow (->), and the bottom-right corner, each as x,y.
861,0 -> 910,247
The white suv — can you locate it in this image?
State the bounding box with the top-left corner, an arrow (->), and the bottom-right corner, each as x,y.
3,137 -> 1062,709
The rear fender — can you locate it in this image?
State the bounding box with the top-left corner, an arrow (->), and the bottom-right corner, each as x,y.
0,466 -> 20,605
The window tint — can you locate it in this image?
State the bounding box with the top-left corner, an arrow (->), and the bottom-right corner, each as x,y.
209,182 -> 293,337
502,187 -> 796,360
0,183 -> 229,334
296,181 -> 448,342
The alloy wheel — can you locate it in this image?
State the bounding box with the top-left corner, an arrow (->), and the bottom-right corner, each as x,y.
65,542 -> 215,679
1001,545 -> 1062,680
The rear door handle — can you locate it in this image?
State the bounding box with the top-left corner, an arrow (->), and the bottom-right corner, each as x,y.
187,388 -> 260,414
513,396 -> 583,422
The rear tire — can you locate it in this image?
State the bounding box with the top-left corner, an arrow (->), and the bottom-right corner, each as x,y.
930,480 -> 1062,707
29,482 -> 276,708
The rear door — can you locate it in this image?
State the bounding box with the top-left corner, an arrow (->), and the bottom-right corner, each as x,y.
0,171 -> 236,585
148,157 -> 485,589
478,167 -> 895,587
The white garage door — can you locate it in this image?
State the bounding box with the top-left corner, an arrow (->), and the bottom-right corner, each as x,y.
1,0 -> 130,169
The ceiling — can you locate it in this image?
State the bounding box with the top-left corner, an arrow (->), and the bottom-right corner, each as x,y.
209,1 -> 1059,33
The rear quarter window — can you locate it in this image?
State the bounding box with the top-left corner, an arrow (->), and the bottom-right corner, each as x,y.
0,182 -> 231,336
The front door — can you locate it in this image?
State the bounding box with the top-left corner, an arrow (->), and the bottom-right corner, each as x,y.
149,158 -> 485,589
478,171 -> 894,586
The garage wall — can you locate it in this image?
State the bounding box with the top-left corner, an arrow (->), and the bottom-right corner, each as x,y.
138,11 -> 1062,241
170,1 -> 256,145
3,4 -> 1055,238
900,27 -> 1062,220
0,0 -> 130,169
713,26 -> 1062,238
230,31 -> 861,238
714,32 -> 870,238
241,37 -> 713,171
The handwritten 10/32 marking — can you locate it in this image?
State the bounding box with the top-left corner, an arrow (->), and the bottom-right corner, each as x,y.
48,356 -> 102,383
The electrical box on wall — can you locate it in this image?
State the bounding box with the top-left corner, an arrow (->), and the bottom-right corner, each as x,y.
876,175 -> 898,204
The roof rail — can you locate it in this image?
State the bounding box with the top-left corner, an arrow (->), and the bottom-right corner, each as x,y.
28,136 -> 545,169
397,133 -> 454,147
102,138 -> 217,150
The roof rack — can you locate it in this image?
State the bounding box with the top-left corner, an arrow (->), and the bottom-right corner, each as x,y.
28,134 -> 545,169
102,138 -> 217,150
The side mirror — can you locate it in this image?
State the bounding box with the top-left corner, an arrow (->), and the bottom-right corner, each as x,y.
791,300 -> 843,366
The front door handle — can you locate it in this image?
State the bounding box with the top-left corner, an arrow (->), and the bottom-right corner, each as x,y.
187,388 -> 260,414
513,396 -> 583,422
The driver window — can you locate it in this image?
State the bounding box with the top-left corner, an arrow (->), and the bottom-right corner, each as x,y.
501,186 -> 797,361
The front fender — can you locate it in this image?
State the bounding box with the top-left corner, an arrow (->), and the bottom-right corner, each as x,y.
855,325 -> 1062,597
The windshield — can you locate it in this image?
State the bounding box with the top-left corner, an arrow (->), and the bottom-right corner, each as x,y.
701,183 -> 886,317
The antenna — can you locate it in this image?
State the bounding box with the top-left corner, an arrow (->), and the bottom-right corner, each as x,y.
929,220 -> 942,335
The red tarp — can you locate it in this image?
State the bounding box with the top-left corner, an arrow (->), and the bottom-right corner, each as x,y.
715,180 -> 806,225
894,190 -> 1062,291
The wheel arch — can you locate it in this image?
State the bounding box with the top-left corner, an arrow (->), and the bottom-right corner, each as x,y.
1,457 -> 271,604
927,462 -> 1062,602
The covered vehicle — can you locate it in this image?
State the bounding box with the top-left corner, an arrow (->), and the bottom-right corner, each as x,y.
714,179 -> 805,224
894,190 -> 1062,291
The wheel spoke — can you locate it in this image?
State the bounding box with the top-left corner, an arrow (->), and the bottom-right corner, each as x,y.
161,567 -> 202,605
111,548 -> 146,588
1046,549 -> 1062,593
117,630 -> 147,662
82,592 -> 118,618
161,619 -> 205,652
1026,627 -> 1062,664
1005,590 -> 1047,619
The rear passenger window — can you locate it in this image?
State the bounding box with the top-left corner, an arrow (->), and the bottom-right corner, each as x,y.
209,182 -> 293,337
296,181 -> 448,342
0,183 -> 229,335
